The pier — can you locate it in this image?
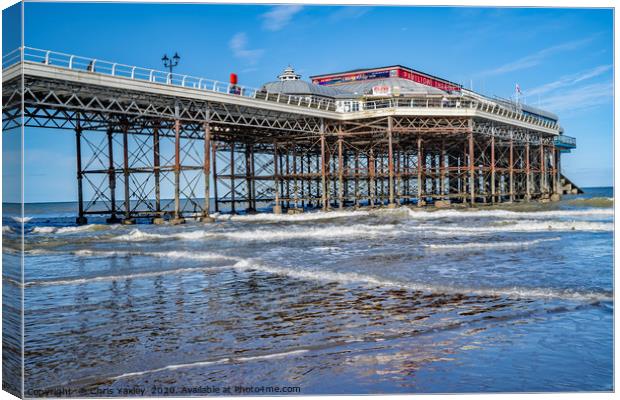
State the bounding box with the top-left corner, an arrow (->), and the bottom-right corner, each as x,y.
2,47 -> 577,224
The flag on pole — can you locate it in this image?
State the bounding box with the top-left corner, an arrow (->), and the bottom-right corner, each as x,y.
515,83 -> 522,95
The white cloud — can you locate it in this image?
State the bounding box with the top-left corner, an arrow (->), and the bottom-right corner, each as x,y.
328,6 -> 370,22
261,5 -> 303,31
525,65 -> 612,97
229,32 -> 264,65
479,37 -> 594,77
537,82 -> 612,113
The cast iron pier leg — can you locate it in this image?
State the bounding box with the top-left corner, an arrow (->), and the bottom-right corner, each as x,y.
75,120 -> 87,225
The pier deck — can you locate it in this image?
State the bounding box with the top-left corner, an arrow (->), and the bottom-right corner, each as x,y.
2,47 -> 576,223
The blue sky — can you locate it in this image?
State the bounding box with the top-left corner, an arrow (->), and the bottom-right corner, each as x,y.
5,3 -> 615,202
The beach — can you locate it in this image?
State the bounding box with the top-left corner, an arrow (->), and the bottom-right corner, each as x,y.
3,187 -> 613,394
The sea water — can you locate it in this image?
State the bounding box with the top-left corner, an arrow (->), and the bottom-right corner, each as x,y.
2,187 -> 613,394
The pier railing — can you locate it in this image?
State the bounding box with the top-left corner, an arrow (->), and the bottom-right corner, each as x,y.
3,47 -> 560,130
356,97 -> 559,130
3,47 -> 338,112
553,134 -> 577,149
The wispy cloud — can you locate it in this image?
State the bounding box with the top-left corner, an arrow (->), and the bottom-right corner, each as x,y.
328,6 -> 370,22
537,82 -> 612,113
229,32 -> 264,65
526,64 -> 612,97
479,37 -> 594,77
261,5 -> 303,31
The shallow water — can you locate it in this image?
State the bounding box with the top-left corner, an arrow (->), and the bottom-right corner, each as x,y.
3,188 -> 614,394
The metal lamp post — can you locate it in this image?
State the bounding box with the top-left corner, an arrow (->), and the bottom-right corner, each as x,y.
162,52 -> 180,74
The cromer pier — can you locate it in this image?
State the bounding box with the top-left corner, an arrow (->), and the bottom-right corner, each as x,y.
2,47 -> 578,225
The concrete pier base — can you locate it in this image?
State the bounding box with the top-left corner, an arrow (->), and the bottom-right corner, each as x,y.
273,205 -> 282,214
122,218 -> 135,225
287,208 -> 304,215
170,217 -> 186,225
106,216 -> 121,224
434,200 -> 451,208
76,216 -> 88,225
152,217 -> 166,225
200,216 -> 216,223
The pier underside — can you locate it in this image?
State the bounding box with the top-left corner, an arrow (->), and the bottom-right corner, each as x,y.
3,74 -> 561,224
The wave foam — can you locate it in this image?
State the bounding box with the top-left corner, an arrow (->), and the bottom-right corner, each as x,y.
426,237 -> 561,250
26,265 -> 227,287
228,258 -> 612,302
110,349 -> 309,380
423,220 -> 613,233
220,209 -> 371,223
32,224 -> 116,235
25,250 -> 238,286
11,216 -> 31,223
406,207 -> 613,220
114,224 -> 400,243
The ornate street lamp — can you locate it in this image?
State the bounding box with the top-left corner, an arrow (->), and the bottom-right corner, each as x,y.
161,52 -> 180,74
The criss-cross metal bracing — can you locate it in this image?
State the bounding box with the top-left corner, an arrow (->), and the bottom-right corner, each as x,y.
3,66 -> 562,224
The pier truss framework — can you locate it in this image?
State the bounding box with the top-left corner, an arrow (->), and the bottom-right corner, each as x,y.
3,72 -> 561,223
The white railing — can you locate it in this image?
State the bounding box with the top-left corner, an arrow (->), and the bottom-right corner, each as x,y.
3,47 -> 337,112
554,135 -> 576,147
1,46 -> 560,130
349,96 -> 558,130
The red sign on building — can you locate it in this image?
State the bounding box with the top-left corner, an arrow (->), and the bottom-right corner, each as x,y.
311,66 -> 461,92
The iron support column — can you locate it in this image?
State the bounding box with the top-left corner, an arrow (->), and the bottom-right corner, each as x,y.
153,123 -> 161,216
369,147 -> 375,207
509,136 -> 514,202
338,134 -> 344,209
201,120 -> 213,222
387,116 -> 395,206
540,142 -> 546,195
230,142 -> 236,214
525,141 -> 531,200
172,118 -> 184,223
75,121 -> 87,225
417,137 -> 423,207
106,126 -> 119,224
468,130 -> 475,206
354,152 -> 360,207
440,140 -> 445,199
490,132 -> 496,203
245,144 -> 254,212
212,142 -> 219,213
320,128 -> 328,211
273,141 -> 281,214
122,122 -> 133,224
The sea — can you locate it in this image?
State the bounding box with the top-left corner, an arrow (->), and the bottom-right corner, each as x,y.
2,187 -> 614,395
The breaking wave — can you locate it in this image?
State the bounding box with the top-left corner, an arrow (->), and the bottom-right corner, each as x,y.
109,349 -> 309,380
24,250 -> 239,287
23,247 -> 612,303
11,216 -> 31,223
25,266 -> 225,287
422,220 -> 613,233
426,237 -> 561,250
218,209 -> 371,223
31,224 -> 118,235
72,249 -> 237,261
228,258 -> 611,303
114,224 -> 400,243
406,207 -> 613,220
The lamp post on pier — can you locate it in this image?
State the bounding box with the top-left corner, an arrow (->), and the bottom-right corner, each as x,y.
161,52 -> 181,74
